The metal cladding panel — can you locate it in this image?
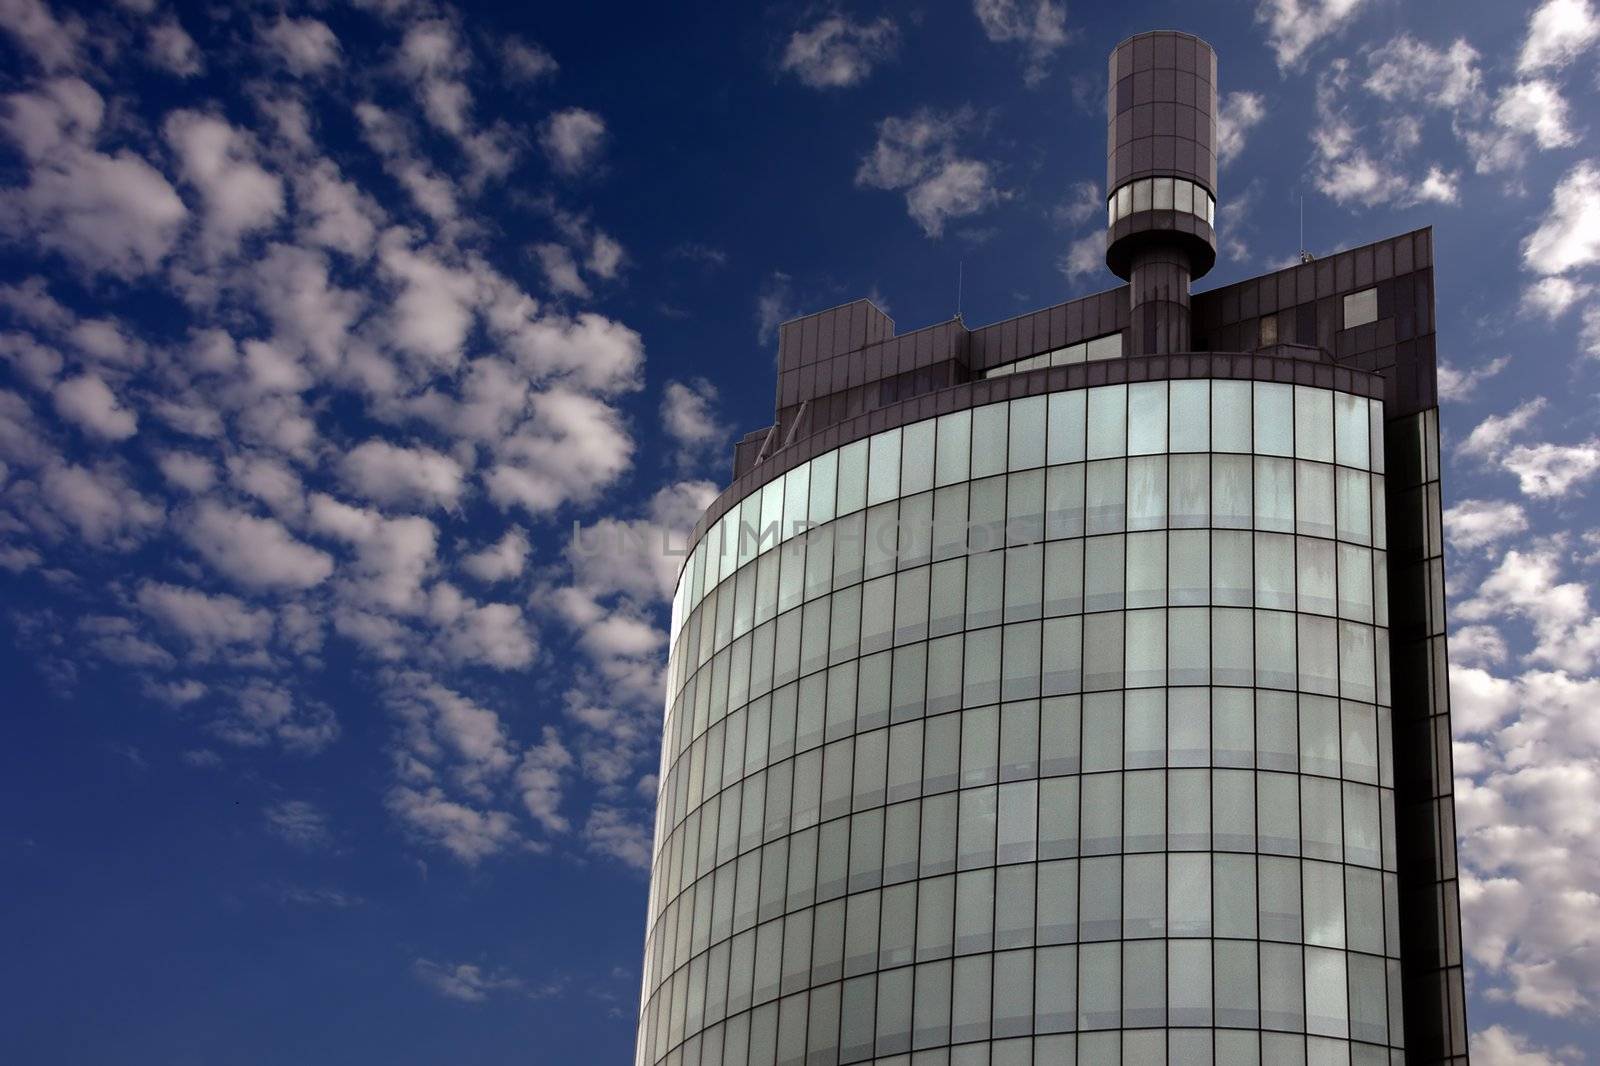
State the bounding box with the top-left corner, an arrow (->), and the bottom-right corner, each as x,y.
1107,30 -> 1217,196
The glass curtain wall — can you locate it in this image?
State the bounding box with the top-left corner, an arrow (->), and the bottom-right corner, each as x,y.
640,379 -> 1402,1066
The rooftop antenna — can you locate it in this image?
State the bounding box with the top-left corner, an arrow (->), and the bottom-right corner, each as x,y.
956,258 -> 964,322
1298,189 -> 1315,264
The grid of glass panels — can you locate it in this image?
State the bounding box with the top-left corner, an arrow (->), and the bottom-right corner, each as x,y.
1107,177 -> 1216,229
982,333 -> 1124,380
642,381 -> 1400,1066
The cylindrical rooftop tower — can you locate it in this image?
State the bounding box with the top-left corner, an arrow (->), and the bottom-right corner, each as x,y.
1105,30 -> 1218,356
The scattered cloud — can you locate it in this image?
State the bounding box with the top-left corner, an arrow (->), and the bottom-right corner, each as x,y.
1521,277 -> 1593,319
1437,354 -> 1510,402
856,109 -> 1002,237
263,799 -> 332,848
779,15 -> 898,89
1443,498 -> 1530,551
1517,0 -> 1600,74
660,378 -> 729,469
501,38 -> 558,83
1456,397 -> 1547,461
1256,0 -> 1368,71
972,0 -> 1068,85
540,108 -> 606,177
1523,161 -> 1600,276
412,958 -> 527,1002
260,16 -> 341,76
147,19 -> 203,78
1216,91 -> 1267,166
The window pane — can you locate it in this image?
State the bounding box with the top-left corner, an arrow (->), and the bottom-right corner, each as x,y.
1132,177 -> 1152,213
1010,395 -> 1047,470
1343,287 -> 1378,329
936,410 -> 972,487
973,403 -> 1008,479
1046,464 -> 1086,539
1255,383 -> 1294,456
1298,461 -> 1337,539
1256,457 -> 1296,533
1048,390 -> 1087,464
1334,393 -> 1370,470
1153,176 -> 1174,210
902,418 -> 936,496
1213,455 -> 1253,529
1128,455 -> 1167,531
1212,381 -> 1252,452
1173,178 -> 1194,215
1128,382 -> 1168,455
1085,459 -> 1126,535
1295,386 -> 1335,462
1087,385 -> 1127,460
866,428 -> 900,506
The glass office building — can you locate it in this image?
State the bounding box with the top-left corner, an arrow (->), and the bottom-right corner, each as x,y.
638,31 -> 1467,1066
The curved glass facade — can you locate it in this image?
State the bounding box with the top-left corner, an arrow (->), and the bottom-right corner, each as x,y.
640,380 -> 1406,1066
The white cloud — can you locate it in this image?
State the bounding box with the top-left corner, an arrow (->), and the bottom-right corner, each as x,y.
972,0 -> 1067,85
581,804 -> 651,869
1502,440 -> 1600,498
1495,80 -> 1578,152
460,529 -> 528,583
1518,0 -> 1600,73
0,78 -> 187,279
217,682 -> 338,753
0,0 -> 83,73
1521,277 -> 1593,319
1523,161 -> 1600,276
307,493 -> 437,612
1256,0 -> 1367,71
660,378 -> 728,467
1437,354 -> 1510,402
533,242 -> 589,298
263,799 -> 332,847
856,110 -> 1002,238
1057,233 -> 1102,281
39,461 -> 164,547
1584,304 -> 1600,359
136,580 -> 274,652
484,389 -> 633,515
412,958 -> 524,1001
1443,498 -> 1530,551
1470,1025 -> 1577,1065
539,108 -> 606,177
516,726 -> 573,834
779,15 -> 898,89
1456,397 -> 1546,460
163,110 -> 286,258
339,440 -> 466,511
148,19 -> 203,77
585,231 -> 624,279
261,16 -> 341,75
501,38 -> 558,83
51,373 -> 137,440
1363,35 -> 1481,109
227,453 -> 305,519
156,452 -> 215,493
185,500 -> 333,591
1412,165 -> 1459,205
376,230 -> 481,368
1451,624 -> 1510,667
1216,92 -> 1266,166
387,784 -> 519,862
295,161 -> 382,258
1458,548 -> 1600,673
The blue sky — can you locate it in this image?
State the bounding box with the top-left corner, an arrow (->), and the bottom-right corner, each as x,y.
0,0 -> 1597,1063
